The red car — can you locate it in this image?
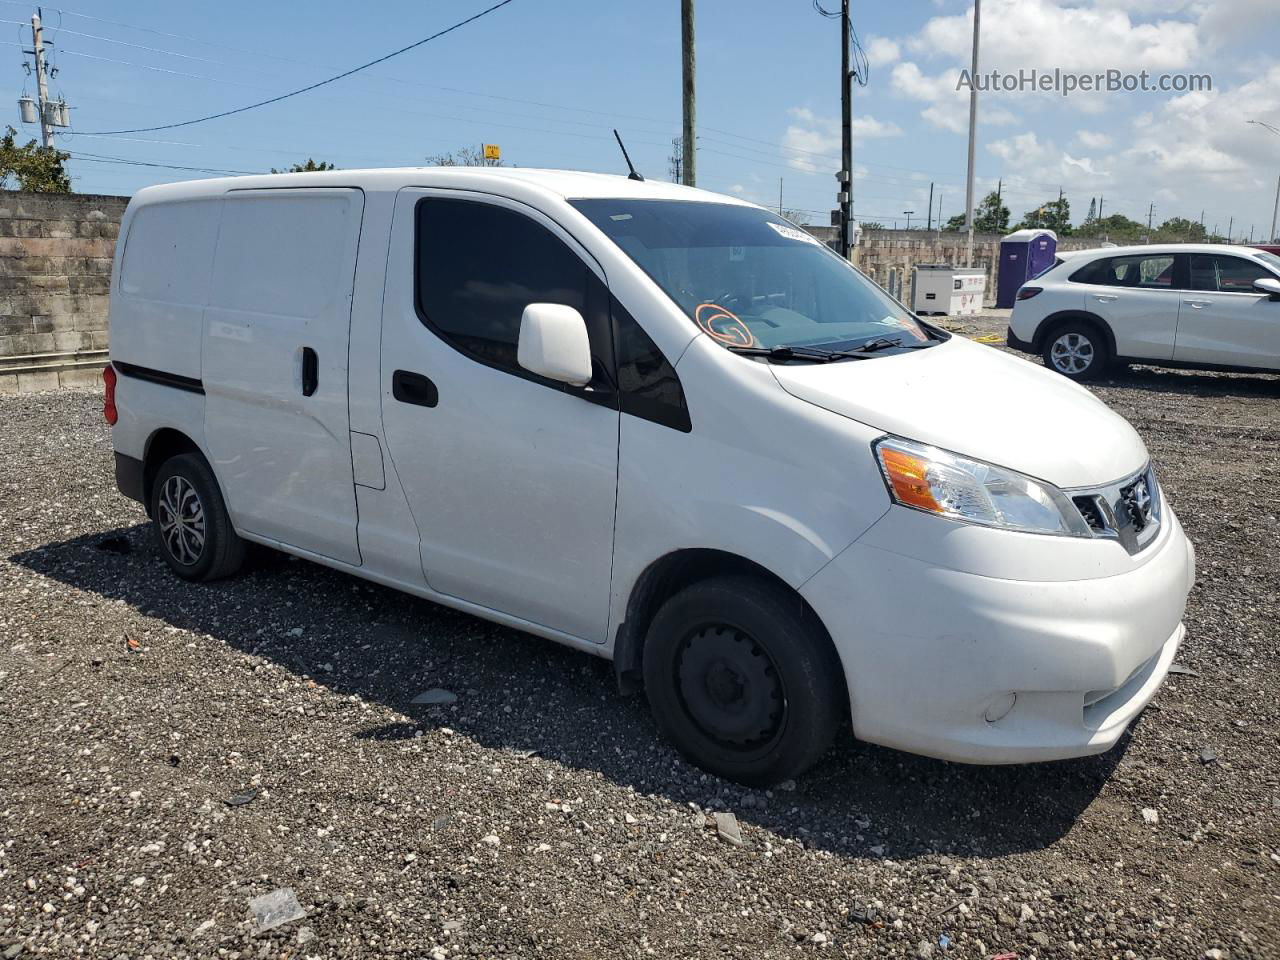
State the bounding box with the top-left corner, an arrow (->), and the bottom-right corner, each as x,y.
1253,244 -> 1280,256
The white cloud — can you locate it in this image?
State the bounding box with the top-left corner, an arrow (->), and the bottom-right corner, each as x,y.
1075,130 -> 1113,149
891,62 -> 958,102
894,62 -> 1019,131
865,36 -> 901,67
781,107 -> 902,172
1196,0 -> 1273,44
858,0 -> 1275,228
906,0 -> 1199,72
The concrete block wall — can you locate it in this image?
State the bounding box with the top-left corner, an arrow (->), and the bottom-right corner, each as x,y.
0,190 -> 127,393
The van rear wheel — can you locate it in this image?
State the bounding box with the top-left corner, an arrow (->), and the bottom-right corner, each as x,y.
642,575 -> 845,787
150,453 -> 246,582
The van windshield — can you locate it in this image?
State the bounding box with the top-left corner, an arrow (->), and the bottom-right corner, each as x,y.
571,199 -> 932,355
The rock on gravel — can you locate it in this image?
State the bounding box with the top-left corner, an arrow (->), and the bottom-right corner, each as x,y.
3,382 -> 1280,958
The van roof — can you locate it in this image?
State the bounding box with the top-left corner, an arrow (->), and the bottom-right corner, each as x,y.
128,166 -> 756,208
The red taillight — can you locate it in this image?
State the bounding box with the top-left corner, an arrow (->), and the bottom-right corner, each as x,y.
1016,286 -> 1043,301
102,364 -> 118,425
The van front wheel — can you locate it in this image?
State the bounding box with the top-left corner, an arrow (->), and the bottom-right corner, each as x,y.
150,453 -> 246,582
642,575 -> 845,787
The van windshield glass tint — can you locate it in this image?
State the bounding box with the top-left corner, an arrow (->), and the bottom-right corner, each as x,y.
571,199 -> 930,353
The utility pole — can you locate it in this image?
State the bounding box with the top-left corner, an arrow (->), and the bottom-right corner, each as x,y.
926,182 -> 934,231
680,0 -> 696,187
1272,175 -> 1280,243
904,210 -> 914,230
838,0 -> 853,260
962,0 -> 981,266
1146,202 -> 1154,242
29,11 -> 53,148
1227,216 -> 1233,242
1246,120 -> 1280,242
936,191 -> 943,232
1098,195 -> 1104,220
778,178 -> 783,217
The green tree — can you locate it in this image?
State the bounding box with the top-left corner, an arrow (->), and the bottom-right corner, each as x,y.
426,145 -> 503,167
0,126 -> 70,192
943,191 -> 1009,233
1017,196 -> 1072,235
1152,217 -> 1207,243
1077,212 -> 1147,242
270,158 -> 336,173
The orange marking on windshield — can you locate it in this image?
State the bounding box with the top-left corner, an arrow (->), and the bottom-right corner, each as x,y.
694,303 -> 755,347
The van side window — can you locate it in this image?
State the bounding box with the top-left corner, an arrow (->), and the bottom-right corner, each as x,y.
415,198 -> 610,382
612,298 -> 691,433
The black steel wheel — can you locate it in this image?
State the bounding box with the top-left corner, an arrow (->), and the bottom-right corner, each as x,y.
642,574 -> 845,786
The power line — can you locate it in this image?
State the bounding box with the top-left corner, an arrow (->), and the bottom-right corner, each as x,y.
58,49 -> 257,86
77,0 -> 521,136
68,151 -> 261,175
38,23 -> 225,63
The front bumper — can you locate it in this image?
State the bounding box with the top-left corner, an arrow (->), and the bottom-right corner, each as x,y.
801,507 -> 1195,764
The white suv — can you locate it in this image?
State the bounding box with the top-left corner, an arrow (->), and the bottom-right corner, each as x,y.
1007,243 -> 1280,380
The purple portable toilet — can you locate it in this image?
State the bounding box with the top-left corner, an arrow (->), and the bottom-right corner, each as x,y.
996,229 -> 1057,308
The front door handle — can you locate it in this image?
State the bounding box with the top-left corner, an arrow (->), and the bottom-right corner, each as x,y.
1182,299 -> 1212,308
301,347 -> 318,397
1093,294 -> 1118,303
392,369 -> 438,408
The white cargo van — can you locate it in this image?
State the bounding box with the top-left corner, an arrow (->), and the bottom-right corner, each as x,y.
105,168 -> 1195,785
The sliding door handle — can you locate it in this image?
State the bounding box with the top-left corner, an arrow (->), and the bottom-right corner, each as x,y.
392,369 -> 438,408
301,347 -> 318,396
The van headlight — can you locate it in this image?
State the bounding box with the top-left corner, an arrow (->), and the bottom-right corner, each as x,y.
874,436 -> 1092,536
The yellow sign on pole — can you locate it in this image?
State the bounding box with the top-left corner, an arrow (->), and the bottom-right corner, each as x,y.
483,143 -> 501,161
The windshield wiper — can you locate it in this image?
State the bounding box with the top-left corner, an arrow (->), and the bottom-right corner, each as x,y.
841,336 -> 939,354
725,344 -> 868,363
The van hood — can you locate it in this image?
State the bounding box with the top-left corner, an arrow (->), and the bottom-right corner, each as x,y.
769,336 -> 1148,489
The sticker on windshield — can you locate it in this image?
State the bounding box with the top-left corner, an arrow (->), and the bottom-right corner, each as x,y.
694,303 -> 755,347
766,221 -> 822,244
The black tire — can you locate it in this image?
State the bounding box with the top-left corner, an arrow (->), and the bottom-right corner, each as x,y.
642,575 -> 845,786
1041,319 -> 1110,381
150,452 -> 246,582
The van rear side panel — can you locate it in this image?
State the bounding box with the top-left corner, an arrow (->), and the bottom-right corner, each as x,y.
201,188 -> 365,566
111,199 -> 221,381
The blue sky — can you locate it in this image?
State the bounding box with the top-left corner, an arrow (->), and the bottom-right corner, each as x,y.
7,0 -> 1279,237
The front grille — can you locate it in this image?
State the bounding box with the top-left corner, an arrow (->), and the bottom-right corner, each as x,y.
1067,465 -> 1161,555
1072,495 -> 1108,532
1120,475 -> 1155,532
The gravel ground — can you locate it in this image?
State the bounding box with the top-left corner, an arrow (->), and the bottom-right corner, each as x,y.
2,347 -> 1279,959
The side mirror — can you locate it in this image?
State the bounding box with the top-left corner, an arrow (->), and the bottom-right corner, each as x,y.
1253,276 -> 1280,300
517,303 -> 593,386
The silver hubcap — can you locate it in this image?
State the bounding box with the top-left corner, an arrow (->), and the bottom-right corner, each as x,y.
158,475 -> 205,565
1050,332 -> 1094,374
